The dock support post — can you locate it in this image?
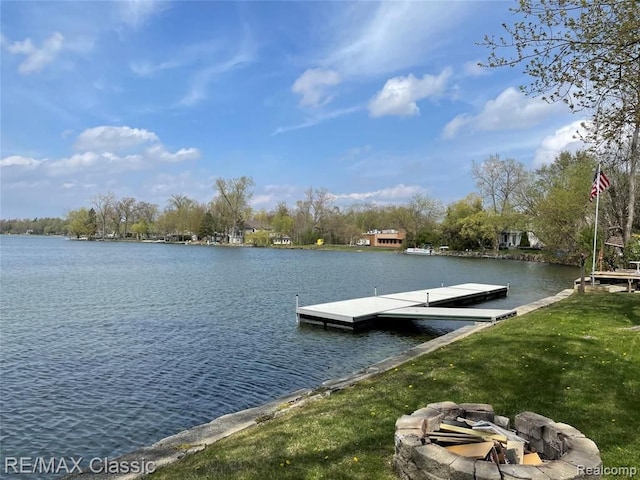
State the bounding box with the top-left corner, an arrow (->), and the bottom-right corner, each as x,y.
426,292 -> 429,307
374,286 -> 377,296
441,282 -> 444,287
295,295 -> 299,324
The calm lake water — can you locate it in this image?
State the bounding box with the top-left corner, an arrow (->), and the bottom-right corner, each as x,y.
0,236 -> 578,478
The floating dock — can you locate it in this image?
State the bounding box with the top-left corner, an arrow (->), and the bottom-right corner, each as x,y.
296,283 -> 515,330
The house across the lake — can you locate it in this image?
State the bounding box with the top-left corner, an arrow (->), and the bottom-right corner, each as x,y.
270,233 -> 292,245
499,230 -> 543,249
358,229 -> 406,248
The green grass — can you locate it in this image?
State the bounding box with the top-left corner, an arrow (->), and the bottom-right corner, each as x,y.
151,293 -> 640,479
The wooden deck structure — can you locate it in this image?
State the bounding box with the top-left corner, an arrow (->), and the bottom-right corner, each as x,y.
575,269 -> 640,292
296,283 -> 513,331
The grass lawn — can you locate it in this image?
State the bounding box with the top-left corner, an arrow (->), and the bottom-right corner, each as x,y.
151,293 -> 639,480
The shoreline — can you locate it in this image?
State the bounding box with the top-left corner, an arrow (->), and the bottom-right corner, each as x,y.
3,234 -> 575,266
63,288 -> 575,480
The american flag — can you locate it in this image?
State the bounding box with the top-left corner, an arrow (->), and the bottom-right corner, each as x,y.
589,167 -> 610,202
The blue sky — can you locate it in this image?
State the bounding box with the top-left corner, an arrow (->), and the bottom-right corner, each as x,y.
0,0 -> 588,219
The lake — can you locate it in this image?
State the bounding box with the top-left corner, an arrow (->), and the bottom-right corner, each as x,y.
0,236 -> 578,478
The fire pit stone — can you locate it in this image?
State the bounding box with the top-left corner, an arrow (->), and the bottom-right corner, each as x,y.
394,401 -> 602,480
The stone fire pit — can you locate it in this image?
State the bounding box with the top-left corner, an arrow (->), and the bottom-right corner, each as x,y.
394,401 -> 602,480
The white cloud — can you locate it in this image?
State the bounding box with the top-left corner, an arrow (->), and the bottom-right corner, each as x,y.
463,60 -> 488,77
145,145 -> 200,163
2,126 -> 200,180
118,0 -> 168,28
533,120 -> 589,166
292,68 -> 341,108
177,54 -> 254,107
441,114 -> 471,140
75,126 -> 159,152
272,105 -> 362,136
331,184 -> 423,202
129,39 -> 222,78
368,68 -> 452,118
43,146 -> 199,177
338,145 -> 372,163
177,32 -> 255,107
323,2 -> 465,78
0,156 -> 42,168
129,59 -> 182,77
145,171 -> 213,207
47,152 -> 115,176
4,32 -> 64,74
443,87 -> 562,139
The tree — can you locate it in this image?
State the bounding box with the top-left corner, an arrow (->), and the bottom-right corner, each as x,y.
67,208 -> 96,239
159,195 -> 202,240
245,230 -> 270,247
131,201 -> 158,239
482,0 -> 640,243
442,194 -> 485,250
213,176 -> 254,243
459,210 -> 498,250
253,209 -> 271,230
522,151 -> 597,258
599,142 -> 640,243
472,155 -> 526,215
198,211 -> 216,240
388,194 -> 443,247
471,155 -> 527,250
344,203 -> 384,233
87,208 -> 97,239
92,192 -> 115,239
271,201 -> 294,239
130,220 -> 150,240
116,197 -> 137,239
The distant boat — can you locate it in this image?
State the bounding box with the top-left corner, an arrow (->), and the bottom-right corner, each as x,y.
404,247 -> 433,255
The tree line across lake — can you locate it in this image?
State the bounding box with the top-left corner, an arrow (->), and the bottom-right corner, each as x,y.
2,152 -> 639,268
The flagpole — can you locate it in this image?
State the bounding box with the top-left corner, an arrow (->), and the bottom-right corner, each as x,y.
591,163 -> 601,285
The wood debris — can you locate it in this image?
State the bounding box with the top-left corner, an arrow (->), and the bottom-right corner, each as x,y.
427,418 -> 543,465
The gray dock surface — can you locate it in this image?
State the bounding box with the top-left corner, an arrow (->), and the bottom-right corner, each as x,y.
296,283 -> 511,330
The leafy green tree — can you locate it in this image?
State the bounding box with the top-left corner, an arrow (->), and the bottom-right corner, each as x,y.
67,208 -> 94,239
245,230 -> 270,247
482,0 -> 640,244
87,208 -> 97,239
132,201 -> 158,239
198,211 -> 216,240
131,220 -> 151,240
521,151 -> 596,258
271,202 -> 294,240
442,194 -> 485,250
